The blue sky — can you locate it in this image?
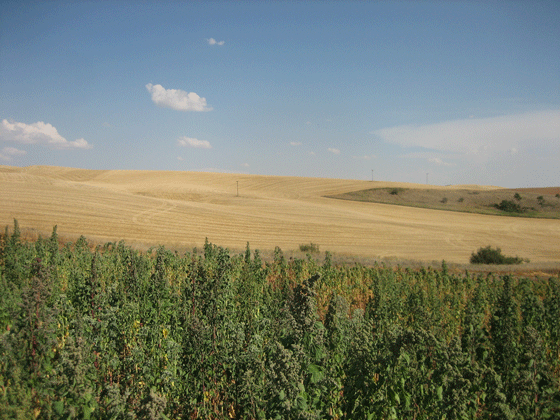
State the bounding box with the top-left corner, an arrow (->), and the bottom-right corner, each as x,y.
1,1 -> 559,187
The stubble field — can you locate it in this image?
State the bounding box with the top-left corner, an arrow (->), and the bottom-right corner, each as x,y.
1,165 -> 559,269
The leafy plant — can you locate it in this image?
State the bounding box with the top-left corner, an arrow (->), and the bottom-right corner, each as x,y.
1,220 -> 559,419
470,246 -> 524,265
299,243 -> 320,253
494,199 -> 523,213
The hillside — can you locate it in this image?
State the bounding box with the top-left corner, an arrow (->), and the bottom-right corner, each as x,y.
1,165 -> 559,265
329,186 -> 560,218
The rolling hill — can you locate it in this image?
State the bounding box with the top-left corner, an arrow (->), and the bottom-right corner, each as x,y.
1,165 -> 559,265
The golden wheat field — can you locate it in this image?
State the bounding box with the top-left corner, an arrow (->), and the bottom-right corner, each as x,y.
1,165 -> 559,266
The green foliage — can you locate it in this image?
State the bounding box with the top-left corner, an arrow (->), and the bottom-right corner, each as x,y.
389,188 -> 403,195
514,192 -> 522,201
494,199 -> 523,213
299,243 -> 320,253
470,246 -> 524,265
1,220 -> 559,419
537,195 -> 545,206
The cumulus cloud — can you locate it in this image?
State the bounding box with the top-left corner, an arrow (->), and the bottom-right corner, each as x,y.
145,84 -> 213,112
207,38 -> 225,46
372,109 -> 560,155
177,136 -> 212,149
328,148 -> 341,154
0,119 -> 92,150
0,146 -> 26,161
290,141 -> 302,146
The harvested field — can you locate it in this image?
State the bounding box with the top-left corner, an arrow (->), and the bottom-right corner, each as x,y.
1,165 -> 559,267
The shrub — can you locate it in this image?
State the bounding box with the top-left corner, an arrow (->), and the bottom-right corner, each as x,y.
514,193 -> 522,201
299,242 -> 320,253
458,197 -> 464,203
494,200 -> 522,213
555,193 -> 560,199
470,246 -> 523,265
537,196 -> 545,206
441,197 -> 448,204
389,188 -> 400,195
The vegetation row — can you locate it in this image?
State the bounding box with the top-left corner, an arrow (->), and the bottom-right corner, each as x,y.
1,220 -> 559,419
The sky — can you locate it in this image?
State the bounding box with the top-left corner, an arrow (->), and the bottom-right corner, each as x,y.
1,1 -> 559,188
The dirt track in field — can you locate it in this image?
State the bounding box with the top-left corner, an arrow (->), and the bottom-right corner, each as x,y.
1,165 -> 559,266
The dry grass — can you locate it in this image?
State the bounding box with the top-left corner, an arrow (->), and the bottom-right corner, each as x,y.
1,165 -> 559,269
329,187 -> 560,218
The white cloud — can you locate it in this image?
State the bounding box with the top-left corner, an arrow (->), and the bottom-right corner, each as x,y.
353,154 -> 375,160
177,156 -> 184,161
177,136 -> 212,149
0,146 -> 26,161
428,157 -> 453,166
207,38 -> 225,46
145,84 -> 213,112
241,163 -> 249,167
290,141 -> 302,146
372,109 -> 560,156
0,119 -> 92,149
328,148 -> 341,154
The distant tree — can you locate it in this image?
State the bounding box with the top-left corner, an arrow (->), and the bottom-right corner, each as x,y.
470,246 -> 523,265
494,200 -> 522,213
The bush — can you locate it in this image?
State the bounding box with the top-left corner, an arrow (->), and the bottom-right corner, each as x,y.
537,196 -> 545,206
389,188 -> 401,195
514,193 -> 522,201
441,197 -> 448,204
470,246 -> 524,265
494,200 -> 522,213
299,242 -> 320,253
